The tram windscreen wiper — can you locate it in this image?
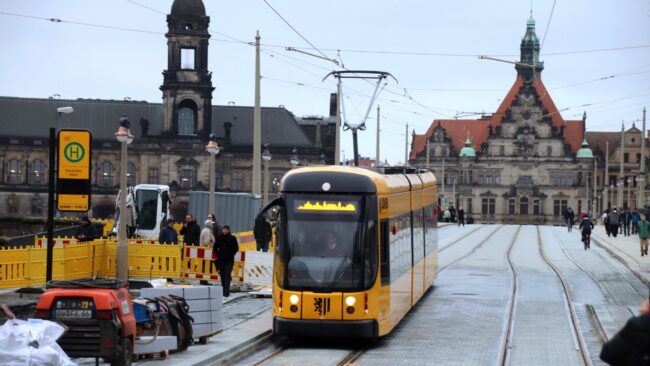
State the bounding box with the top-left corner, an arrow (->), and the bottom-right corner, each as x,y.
323,257 -> 354,292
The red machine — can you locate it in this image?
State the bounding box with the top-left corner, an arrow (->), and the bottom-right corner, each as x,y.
34,279 -> 136,366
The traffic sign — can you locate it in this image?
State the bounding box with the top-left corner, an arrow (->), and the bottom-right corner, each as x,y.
57,129 -> 92,212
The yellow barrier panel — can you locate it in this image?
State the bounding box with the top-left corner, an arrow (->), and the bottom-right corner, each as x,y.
0,230 -> 259,289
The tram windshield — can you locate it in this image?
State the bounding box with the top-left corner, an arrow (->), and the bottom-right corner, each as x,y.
282,193 -> 377,291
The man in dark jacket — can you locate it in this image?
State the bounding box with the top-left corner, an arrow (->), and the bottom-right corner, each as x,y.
564,207 -> 575,232
600,299 -> 650,365
159,218 -> 178,244
214,225 -> 239,297
253,214 -> 272,252
180,213 -> 200,246
76,216 -> 97,242
609,208 -> 621,238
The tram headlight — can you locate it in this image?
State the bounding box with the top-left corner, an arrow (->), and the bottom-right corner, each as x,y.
289,294 -> 300,305
345,296 -> 356,307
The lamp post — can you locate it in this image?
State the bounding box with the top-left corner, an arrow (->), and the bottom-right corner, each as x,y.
115,115 -> 133,284
262,144 -> 272,206
46,106 -> 74,282
290,147 -> 299,169
206,134 -> 221,216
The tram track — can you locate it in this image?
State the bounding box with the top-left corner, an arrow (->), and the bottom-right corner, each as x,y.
536,226 -> 591,366
439,224 -> 504,273
497,226 -> 522,366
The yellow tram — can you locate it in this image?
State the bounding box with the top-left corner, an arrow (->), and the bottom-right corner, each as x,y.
262,166 -> 438,338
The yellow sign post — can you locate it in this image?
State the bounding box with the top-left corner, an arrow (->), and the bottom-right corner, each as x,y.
57,130 -> 92,212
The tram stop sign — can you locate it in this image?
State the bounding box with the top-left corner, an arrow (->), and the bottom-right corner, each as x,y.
57,129 -> 92,212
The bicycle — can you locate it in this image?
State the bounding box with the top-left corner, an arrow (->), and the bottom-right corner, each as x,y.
582,232 -> 591,250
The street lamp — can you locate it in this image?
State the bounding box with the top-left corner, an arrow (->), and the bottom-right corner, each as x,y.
290,147 -> 299,168
115,114 -> 133,284
206,134 -> 221,216
262,144 -> 272,206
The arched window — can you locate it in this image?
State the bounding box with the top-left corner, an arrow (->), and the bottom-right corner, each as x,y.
30,160 -> 44,185
6,159 -> 21,184
520,197 -> 529,215
127,162 -> 136,186
99,161 -> 114,187
177,99 -> 197,136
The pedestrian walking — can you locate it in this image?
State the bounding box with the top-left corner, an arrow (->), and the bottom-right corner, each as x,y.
564,207 -> 575,232
623,210 -> 631,237
75,216 -> 98,242
180,213 -> 201,246
200,220 -> 216,284
579,214 -> 594,250
207,213 -> 222,237
608,208 -> 621,238
449,205 -> 457,223
599,299 -> 650,365
631,210 -> 639,235
443,207 -> 451,223
159,218 -> 178,244
457,207 -> 465,227
253,214 -> 272,252
603,210 -> 611,237
637,213 -> 650,257
214,225 -> 239,297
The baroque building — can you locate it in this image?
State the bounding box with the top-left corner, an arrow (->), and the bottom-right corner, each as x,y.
409,16 -> 599,224
0,0 -> 336,220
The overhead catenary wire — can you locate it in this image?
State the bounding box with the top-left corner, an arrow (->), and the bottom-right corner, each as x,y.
540,0 -> 557,51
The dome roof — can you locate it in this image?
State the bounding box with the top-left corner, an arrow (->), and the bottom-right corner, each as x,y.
576,136 -> 593,159
171,0 -> 206,16
459,133 -> 476,157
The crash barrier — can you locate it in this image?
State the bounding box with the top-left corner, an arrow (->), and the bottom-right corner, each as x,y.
242,251 -> 274,286
0,231 -> 261,289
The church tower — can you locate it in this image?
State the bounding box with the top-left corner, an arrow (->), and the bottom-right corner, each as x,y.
515,14 -> 545,80
161,0 -> 214,138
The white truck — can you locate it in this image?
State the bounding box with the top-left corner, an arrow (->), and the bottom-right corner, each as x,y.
111,184 -> 172,239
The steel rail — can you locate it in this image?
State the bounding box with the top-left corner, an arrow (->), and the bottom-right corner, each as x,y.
497,226 -> 522,366
537,226 -> 592,366
439,225 -> 504,273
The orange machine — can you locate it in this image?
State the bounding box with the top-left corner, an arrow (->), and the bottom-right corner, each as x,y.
35,279 -> 136,366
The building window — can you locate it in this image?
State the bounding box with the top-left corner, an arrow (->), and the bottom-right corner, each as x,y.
148,168 -> 159,184
30,159 -> 44,185
180,48 -> 195,69
520,197 -> 529,215
637,153 -> 641,163
6,159 -> 22,184
481,198 -> 495,215
478,174 -> 484,185
430,148 -> 435,157
547,145 -> 552,156
178,108 -> 195,135
624,153 -> 629,163
486,173 -> 493,185
500,145 -> 505,156
231,171 -> 243,191
215,169 -> 223,189
508,198 -> 515,214
467,198 -> 473,214
550,170 -> 573,186
180,169 -> 194,188
553,199 -> 568,216
127,162 -> 136,186
99,161 -> 114,187
533,199 -> 540,215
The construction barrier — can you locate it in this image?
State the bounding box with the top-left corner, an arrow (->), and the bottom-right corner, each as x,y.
0,230 -> 262,289
243,251 -> 274,286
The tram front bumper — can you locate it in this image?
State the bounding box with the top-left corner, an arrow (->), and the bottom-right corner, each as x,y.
273,317 -> 378,338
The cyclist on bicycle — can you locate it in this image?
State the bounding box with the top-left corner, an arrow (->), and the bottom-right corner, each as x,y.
564,207 -> 575,232
579,213 -> 594,250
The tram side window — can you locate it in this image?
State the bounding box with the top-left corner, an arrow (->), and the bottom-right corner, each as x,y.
380,220 -> 390,285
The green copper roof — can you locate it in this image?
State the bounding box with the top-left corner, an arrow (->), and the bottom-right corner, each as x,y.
459,133 -> 476,157
576,136 -> 593,159
522,15 -> 540,45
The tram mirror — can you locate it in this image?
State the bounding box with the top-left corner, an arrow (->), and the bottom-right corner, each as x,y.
258,197 -> 284,220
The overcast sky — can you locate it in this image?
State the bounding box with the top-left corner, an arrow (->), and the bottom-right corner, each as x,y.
1,0 -> 649,164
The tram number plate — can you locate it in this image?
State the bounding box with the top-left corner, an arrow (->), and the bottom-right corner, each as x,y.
55,309 -> 92,319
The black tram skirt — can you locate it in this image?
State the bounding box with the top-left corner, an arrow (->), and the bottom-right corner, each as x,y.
273,317 -> 378,338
